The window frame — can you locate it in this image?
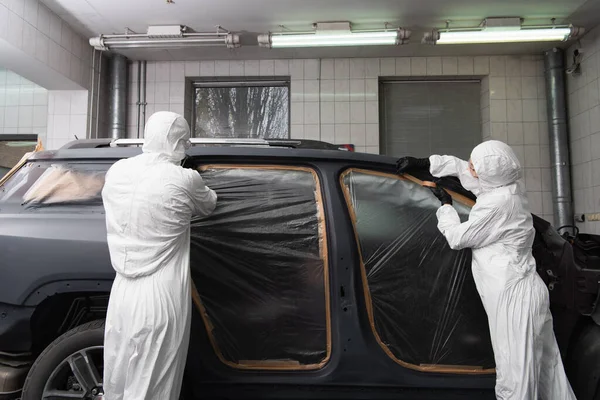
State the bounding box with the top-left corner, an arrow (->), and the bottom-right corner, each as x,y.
191,163 -> 332,371
339,167 -> 495,375
190,78 -> 291,140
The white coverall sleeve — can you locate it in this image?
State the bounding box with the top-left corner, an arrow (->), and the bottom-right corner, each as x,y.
429,155 -> 481,196
436,204 -> 501,250
187,171 -> 217,217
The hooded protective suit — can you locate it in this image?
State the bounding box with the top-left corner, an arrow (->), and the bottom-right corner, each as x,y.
430,140 -> 575,400
101,111 -> 217,400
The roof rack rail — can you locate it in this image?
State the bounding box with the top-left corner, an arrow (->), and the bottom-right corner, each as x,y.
59,138 -> 354,151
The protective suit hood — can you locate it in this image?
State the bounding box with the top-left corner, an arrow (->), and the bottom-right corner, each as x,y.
470,140 -> 521,193
142,111 -> 190,163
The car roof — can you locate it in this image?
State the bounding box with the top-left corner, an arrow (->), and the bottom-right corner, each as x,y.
29,139 -> 398,166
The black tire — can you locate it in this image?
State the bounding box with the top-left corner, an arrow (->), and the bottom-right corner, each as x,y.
567,322 -> 600,400
21,319 -> 105,400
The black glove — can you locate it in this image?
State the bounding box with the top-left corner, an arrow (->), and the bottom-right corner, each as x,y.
429,186 -> 452,206
396,156 -> 431,174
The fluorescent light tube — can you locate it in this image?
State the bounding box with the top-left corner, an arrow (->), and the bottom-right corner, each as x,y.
436,27 -> 573,44
268,31 -> 400,48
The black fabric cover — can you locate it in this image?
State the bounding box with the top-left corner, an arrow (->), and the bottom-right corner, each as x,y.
343,170 -> 495,369
190,167 -> 328,367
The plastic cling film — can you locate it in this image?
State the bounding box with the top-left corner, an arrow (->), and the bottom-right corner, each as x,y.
189,166 -> 330,370
341,169 -> 495,374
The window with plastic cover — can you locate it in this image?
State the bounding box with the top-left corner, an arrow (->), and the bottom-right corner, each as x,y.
0,162 -> 108,209
340,169 -> 495,374
189,165 -> 330,370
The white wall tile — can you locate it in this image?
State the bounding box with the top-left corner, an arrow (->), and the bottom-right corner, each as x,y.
489,77 -> 506,99
184,61 -> 200,77
304,59 -> 319,79
489,56 -> 506,77
350,123 -> 366,146
334,58 -> 350,79
259,60 -> 274,76
169,82 -> 184,104
320,59 -> 334,79
365,101 -> 378,124
154,82 -> 170,103
334,123 -> 350,143
521,77 -> 537,99
290,59 -> 304,79
366,123 -> 379,146
214,60 -> 230,76
304,124 -> 320,140
507,122 -> 524,145
490,100 -> 507,122
507,99 -> 523,122
365,58 -> 380,78
304,80 -> 319,102
320,102 -> 334,124
474,56 -> 490,75
274,59 -> 289,76
505,57 -> 521,77
334,79 -> 349,102
350,102 -> 366,124
320,80 -> 334,102
506,77 -> 522,99
320,124 -> 335,143
155,62 -> 170,81
304,102 -> 319,124
426,57 -> 442,76
350,79 -> 365,102
291,102 -> 304,124
442,57 -> 458,75
334,102 -> 350,123
396,58 -> 411,75
523,100 -> 539,122
380,58 -> 395,76
457,56 -> 474,75
169,62 -> 184,81
291,124 -> 304,139
7,11 -> 24,48
198,60 -> 216,76
350,58 -> 366,78
290,80 -> 303,102
411,57 -> 426,76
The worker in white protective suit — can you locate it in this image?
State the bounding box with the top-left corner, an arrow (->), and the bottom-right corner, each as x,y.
397,140 -> 576,400
101,111 -> 217,400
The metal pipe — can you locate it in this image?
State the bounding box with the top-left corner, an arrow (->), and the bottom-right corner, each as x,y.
136,61 -> 142,139
95,52 -> 103,138
140,61 -> 147,138
88,49 -> 96,138
544,47 -> 574,231
107,54 -> 128,140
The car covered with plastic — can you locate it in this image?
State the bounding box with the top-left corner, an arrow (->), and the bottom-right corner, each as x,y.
0,138 -> 599,400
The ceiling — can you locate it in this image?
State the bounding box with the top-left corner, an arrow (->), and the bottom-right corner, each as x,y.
40,0 -> 600,60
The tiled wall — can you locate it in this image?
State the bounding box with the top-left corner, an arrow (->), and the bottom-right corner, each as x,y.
46,90 -> 88,149
567,26 -> 600,234
129,55 -> 553,221
1,0 -> 96,150
0,67 -> 47,139
0,0 -> 92,89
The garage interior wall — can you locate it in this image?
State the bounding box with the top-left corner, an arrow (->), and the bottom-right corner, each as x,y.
566,26 -> 600,235
0,0 -> 95,149
124,55 -> 553,223
0,68 -> 47,138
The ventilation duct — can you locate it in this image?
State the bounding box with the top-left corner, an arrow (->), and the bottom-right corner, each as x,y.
107,54 -> 128,140
544,47 -> 574,232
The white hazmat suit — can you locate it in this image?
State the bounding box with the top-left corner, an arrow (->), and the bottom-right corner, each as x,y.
101,111 -> 217,400
430,140 -> 576,400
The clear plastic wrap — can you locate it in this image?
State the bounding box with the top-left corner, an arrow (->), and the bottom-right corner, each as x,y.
190,166 -> 330,370
23,165 -> 105,206
341,169 -> 495,373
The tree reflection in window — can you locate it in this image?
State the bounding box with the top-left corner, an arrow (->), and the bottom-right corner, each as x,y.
194,85 -> 289,139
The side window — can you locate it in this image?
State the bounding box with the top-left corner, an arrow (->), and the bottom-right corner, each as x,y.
190,165 -> 330,370
340,168 -> 494,373
0,162 -> 108,210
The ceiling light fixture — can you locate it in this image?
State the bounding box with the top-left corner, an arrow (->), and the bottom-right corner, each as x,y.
89,25 -> 240,51
423,18 -> 583,45
258,22 -> 410,48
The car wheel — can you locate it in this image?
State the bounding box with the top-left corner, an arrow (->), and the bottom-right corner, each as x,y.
21,320 -> 105,400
